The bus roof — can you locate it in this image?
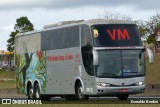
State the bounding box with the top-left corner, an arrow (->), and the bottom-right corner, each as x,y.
15,30 -> 41,38
43,19 -> 135,29
16,19 -> 135,37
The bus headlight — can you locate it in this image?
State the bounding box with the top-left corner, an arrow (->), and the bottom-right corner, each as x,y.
97,82 -> 110,87
135,81 -> 145,86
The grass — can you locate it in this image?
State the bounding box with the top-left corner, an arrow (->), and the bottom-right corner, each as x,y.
146,54 -> 160,84
0,70 -> 15,79
0,81 -> 15,89
0,70 -> 15,89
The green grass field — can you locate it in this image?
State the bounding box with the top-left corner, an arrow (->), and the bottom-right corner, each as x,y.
146,54 -> 160,84
0,81 -> 15,89
0,70 -> 15,89
0,70 -> 15,79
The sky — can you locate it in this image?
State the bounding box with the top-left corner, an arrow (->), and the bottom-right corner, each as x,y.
0,0 -> 159,51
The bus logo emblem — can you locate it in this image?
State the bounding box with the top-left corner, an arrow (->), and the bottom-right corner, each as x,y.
121,82 -> 125,86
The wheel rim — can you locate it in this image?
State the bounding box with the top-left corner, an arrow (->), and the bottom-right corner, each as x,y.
78,85 -> 84,99
28,88 -> 33,99
35,86 -> 40,99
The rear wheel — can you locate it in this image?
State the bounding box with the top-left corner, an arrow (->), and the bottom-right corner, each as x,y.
34,84 -> 41,100
27,85 -> 33,99
118,94 -> 129,100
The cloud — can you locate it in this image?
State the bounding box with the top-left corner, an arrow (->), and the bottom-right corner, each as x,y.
0,0 -> 159,10
0,25 -> 13,31
0,7 -> 105,50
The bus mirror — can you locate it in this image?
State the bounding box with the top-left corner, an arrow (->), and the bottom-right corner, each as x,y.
146,47 -> 154,64
93,49 -> 98,65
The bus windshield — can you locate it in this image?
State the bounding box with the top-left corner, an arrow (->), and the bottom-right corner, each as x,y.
92,24 -> 142,47
96,50 -> 145,78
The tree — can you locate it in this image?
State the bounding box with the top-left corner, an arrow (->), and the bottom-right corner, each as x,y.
100,9 -> 132,21
7,31 -> 18,52
135,12 -> 160,43
145,12 -> 160,45
147,34 -> 156,44
14,16 -> 34,32
7,16 -> 34,52
134,20 -> 147,37
135,11 -> 160,54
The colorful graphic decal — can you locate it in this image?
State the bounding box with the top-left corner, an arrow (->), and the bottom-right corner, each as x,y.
15,51 -> 46,94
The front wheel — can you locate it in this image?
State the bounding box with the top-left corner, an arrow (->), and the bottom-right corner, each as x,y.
118,94 -> 129,100
76,82 -> 89,100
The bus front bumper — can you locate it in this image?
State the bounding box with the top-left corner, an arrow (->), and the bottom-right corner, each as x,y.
96,85 -> 145,95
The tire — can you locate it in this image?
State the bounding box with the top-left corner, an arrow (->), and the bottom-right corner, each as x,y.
118,94 -> 129,100
34,84 -> 41,100
27,85 -> 33,99
75,82 -> 89,100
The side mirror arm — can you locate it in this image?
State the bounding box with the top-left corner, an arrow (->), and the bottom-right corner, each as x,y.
92,49 -> 98,66
146,47 -> 154,64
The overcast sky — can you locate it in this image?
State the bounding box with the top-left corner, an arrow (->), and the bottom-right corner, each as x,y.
0,0 -> 159,51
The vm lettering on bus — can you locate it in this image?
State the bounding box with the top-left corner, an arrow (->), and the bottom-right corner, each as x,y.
106,29 -> 130,40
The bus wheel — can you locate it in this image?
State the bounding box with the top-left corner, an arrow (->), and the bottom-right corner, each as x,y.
118,94 -> 129,100
76,82 -> 88,100
27,85 -> 33,99
34,84 -> 41,100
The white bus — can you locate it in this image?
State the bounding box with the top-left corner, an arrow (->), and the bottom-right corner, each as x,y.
15,19 -> 153,100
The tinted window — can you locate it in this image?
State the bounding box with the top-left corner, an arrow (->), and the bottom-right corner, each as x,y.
81,25 -> 92,46
91,24 -> 142,47
41,26 -> 80,51
81,25 -> 94,76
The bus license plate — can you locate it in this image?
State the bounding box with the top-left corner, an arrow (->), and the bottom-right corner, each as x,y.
119,89 -> 128,92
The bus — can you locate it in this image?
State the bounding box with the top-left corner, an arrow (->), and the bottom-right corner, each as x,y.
15,19 -> 153,100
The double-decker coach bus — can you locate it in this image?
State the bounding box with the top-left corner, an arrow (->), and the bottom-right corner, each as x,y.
15,19 -> 153,100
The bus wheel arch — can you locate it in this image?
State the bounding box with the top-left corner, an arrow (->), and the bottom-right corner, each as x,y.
27,81 -> 33,99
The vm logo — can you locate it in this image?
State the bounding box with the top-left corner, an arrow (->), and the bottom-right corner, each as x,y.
106,29 -> 131,40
